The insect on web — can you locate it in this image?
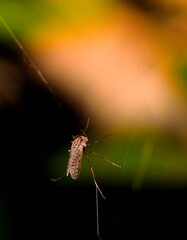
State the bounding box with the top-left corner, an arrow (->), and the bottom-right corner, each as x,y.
51,117 -> 122,199
0,12 -> 122,201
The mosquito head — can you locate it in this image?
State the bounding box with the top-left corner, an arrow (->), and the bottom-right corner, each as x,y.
79,136 -> 88,147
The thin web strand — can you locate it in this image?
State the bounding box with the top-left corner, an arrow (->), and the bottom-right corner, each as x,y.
93,41 -> 186,117
0,14 -> 61,108
123,114 -> 143,175
96,186 -> 103,240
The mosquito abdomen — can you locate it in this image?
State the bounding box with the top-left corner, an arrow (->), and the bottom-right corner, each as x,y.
70,166 -> 81,179
67,150 -> 83,179
66,136 -> 88,179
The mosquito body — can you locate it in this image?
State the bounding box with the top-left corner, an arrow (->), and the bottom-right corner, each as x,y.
51,120 -> 122,199
67,136 -> 88,180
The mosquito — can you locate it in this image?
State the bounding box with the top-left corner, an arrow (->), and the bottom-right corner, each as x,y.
51,118 -> 122,199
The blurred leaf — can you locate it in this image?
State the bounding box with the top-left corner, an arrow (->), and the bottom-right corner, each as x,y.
48,132 -> 187,188
173,52 -> 187,95
0,0 -> 55,37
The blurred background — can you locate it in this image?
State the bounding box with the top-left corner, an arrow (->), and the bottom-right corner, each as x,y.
0,0 -> 187,239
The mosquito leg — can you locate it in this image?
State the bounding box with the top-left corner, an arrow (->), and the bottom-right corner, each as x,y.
88,132 -> 116,146
0,15 -> 63,108
85,150 -> 122,168
84,153 -> 106,200
96,186 -> 103,240
51,173 -> 66,182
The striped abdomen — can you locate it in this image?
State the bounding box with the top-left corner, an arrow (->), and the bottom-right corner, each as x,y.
66,136 -> 88,179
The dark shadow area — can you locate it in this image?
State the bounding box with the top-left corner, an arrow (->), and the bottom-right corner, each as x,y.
119,0 -> 180,20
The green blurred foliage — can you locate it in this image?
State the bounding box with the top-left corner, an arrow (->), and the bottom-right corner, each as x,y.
0,0 -> 51,37
0,0 -> 115,38
48,131 -> 187,189
174,53 -> 187,95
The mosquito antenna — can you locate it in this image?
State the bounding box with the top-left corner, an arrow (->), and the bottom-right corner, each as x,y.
72,118 -> 90,139
81,117 -> 90,136
88,132 -> 116,146
0,14 -> 61,108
